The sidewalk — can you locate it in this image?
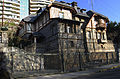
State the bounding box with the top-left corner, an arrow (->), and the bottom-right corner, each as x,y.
18,63 -> 120,79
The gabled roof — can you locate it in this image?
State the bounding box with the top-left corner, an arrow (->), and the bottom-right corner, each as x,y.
22,8 -> 46,23
76,13 -> 89,18
48,1 -> 77,14
87,10 -> 109,21
22,14 -> 38,23
52,1 -> 72,7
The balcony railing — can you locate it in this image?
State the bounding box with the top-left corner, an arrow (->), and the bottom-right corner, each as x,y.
96,23 -> 106,30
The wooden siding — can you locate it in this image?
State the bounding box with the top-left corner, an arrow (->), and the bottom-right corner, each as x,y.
50,7 -> 72,20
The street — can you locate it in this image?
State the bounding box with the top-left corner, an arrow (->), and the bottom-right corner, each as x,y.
74,67 -> 120,79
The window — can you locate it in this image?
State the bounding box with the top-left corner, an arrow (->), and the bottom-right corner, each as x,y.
67,26 -> 70,33
0,32 -> 2,43
26,23 -> 32,32
87,31 -> 91,39
74,24 -> 76,34
102,33 -> 105,40
70,41 -> 74,47
60,24 -> 65,33
66,24 -> 73,33
59,12 -> 64,18
98,32 -> 101,39
96,32 -> 97,39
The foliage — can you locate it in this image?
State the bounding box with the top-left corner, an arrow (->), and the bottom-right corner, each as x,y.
107,21 -> 120,44
0,19 -> 19,47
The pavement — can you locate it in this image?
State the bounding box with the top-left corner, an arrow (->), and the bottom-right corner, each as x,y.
17,63 -> 120,79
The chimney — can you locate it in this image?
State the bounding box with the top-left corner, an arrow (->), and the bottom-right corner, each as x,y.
80,9 -> 86,13
36,7 -> 42,14
71,2 -> 78,11
50,0 -> 55,2
60,1 -> 66,4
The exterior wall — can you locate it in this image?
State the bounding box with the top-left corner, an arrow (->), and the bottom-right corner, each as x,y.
85,15 -> 116,61
37,20 -> 59,53
35,12 -> 50,31
30,0 -> 52,14
58,21 -> 85,71
50,7 -> 72,20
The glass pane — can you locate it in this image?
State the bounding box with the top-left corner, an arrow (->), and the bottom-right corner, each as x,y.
59,12 -> 64,18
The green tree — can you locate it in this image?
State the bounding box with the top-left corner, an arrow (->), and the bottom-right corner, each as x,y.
107,21 -> 120,44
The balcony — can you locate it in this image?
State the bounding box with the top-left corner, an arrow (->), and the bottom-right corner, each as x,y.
96,23 -> 106,30
98,39 -> 107,44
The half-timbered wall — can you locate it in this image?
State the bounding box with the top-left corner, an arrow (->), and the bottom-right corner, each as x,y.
50,7 -> 72,20
84,15 -> 116,62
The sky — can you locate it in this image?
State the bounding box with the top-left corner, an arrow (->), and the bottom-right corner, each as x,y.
56,0 -> 120,23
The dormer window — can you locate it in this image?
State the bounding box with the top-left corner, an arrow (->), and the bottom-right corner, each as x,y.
59,12 -> 64,18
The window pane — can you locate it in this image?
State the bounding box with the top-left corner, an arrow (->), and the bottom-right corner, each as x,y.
67,26 -> 70,33
74,24 -> 76,34
59,12 -> 64,18
70,41 -> 74,47
60,24 -> 65,33
87,31 -> 91,39
98,32 -> 101,39
102,33 -> 105,40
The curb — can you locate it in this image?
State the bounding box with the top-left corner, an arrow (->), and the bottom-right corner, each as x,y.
96,65 -> 120,73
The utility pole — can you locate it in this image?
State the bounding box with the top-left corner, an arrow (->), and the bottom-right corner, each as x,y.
91,0 -> 94,10
2,0 -> 4,27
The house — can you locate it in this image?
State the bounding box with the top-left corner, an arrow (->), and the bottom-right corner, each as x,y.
17,1 -> 116,71
83,10 -> 116,63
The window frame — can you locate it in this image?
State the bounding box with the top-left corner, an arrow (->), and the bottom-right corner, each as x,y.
0,32 -> 2,43
87,31 -> 91,39
59,11 -> 64,18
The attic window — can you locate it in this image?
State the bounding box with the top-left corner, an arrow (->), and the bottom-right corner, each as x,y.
59,12 -> 64,18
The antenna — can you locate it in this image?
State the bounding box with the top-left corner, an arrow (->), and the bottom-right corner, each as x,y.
91,0 -> 94,10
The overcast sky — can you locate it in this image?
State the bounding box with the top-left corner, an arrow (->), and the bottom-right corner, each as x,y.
56,0 -> 120,22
